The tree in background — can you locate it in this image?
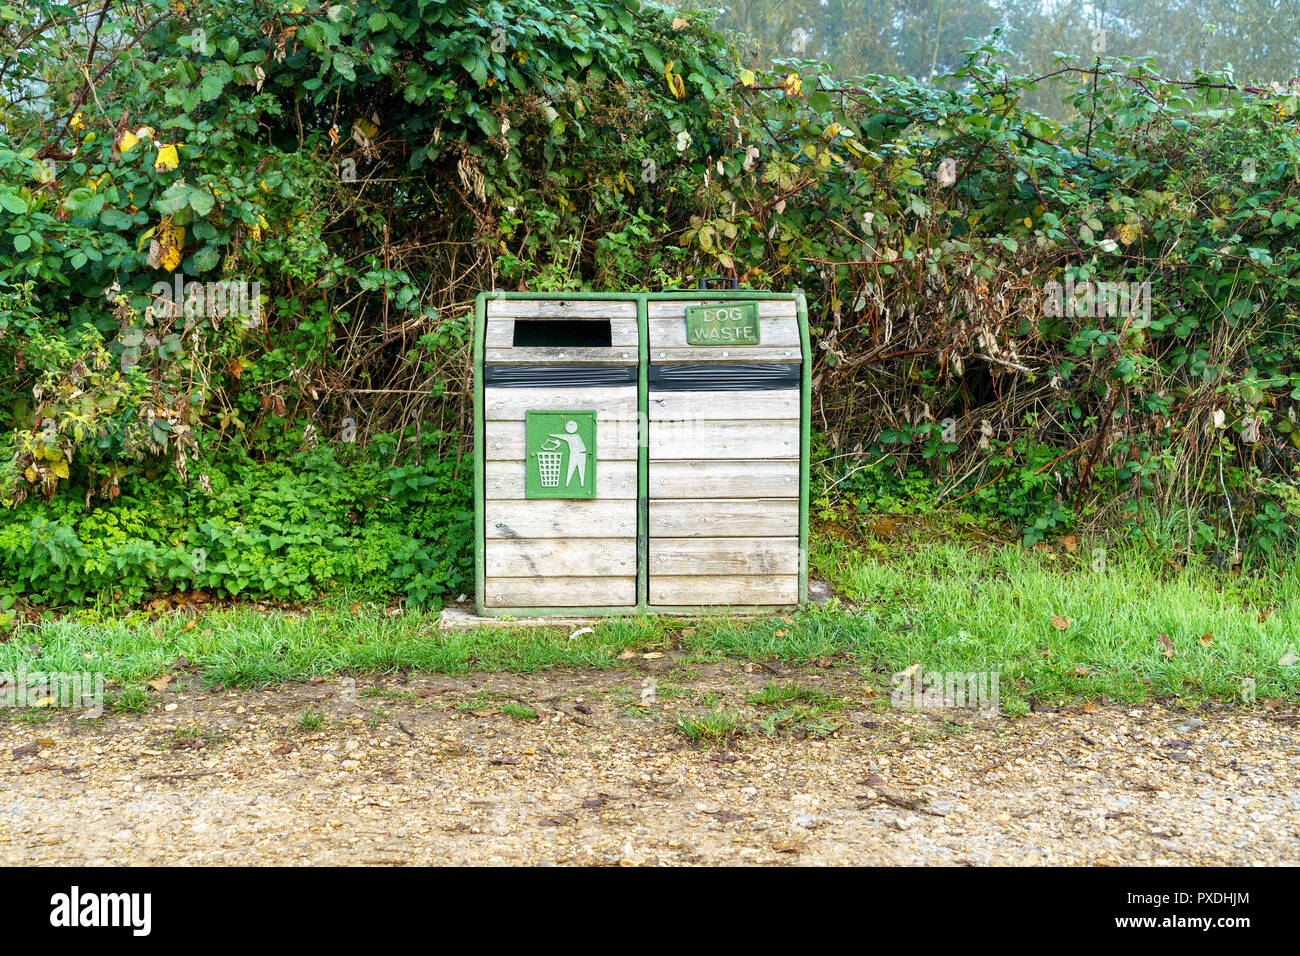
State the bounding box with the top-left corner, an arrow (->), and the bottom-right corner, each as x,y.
709,0 -> 1300,117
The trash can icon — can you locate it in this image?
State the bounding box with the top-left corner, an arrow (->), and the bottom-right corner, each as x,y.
535,440 -> 563,488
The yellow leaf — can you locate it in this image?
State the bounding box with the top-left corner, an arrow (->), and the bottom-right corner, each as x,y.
1051,616 -> 1071,630
664,61 -> 685,100
738,69 -> 756,88
1024,217 -> 1033,228
154,143 -> 180,173
782,72 -> 802,97
51,460 -> 69,480
118,129 -> 139,154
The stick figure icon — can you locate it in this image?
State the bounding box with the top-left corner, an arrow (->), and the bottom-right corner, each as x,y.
548,419 -> 588,488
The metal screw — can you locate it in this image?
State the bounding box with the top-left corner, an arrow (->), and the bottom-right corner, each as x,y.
493,442 -> 501,449
722,351 -> 729,357
622,352 -> 629,358
659,352 -> 665,358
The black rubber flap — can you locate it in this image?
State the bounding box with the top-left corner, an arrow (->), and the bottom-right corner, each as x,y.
648,363 -> 801,391
482,365 -> 638,387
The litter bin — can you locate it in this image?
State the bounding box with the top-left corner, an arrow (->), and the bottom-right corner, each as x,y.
474,288 -> 808,616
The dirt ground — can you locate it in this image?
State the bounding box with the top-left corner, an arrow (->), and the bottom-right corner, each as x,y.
2,656 -> 1297,865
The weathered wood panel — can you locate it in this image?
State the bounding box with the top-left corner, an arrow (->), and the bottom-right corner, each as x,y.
650,575 -> 798,606
648,459 -> 799,498
649,537 -> 800,576
647,300 -> 797,320
648,420 -> 798,460
485,499 -> 636,538
649,499 -> 798,537
485,318 -> 638,349
484,419 -> 638,460
647,317 -> 801,348
648,346 -> 801,363
485,386 -> 636,421
647,300 -> 799,362
486,459 -> 636,499
485,537 -> 636,577
486,299 -> 637,320
485,575 -> 636,607
484,346 -> 638,365
648,390 -> 798,421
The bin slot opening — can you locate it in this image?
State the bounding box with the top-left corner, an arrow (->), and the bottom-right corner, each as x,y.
512,319 -> 612,348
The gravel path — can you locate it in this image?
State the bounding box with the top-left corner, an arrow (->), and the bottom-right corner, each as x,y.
2,659 -> 1297,865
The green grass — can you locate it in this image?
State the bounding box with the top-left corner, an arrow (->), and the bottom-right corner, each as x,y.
500,701 -> 539,722
295,708 -> 325,731
756,704 -> 843,739
110,687 -> 149,714
745,681 -> 840,707
674,709 -> 745,744
2,538 -> 1298,714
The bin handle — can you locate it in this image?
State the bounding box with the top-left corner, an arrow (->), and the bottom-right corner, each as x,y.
698,275 -> 739,290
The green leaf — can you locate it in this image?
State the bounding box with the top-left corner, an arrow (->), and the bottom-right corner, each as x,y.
0,189 -> 26,215
187,186 -> 215,217
154,182 -> 190,215
640,43 -> 664,73
807,90 -> 833,113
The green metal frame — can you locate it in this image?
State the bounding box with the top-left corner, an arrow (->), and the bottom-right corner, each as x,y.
474,289 -> 810,618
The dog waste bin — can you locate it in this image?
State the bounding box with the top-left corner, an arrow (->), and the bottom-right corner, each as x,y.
474,289 -> 808,616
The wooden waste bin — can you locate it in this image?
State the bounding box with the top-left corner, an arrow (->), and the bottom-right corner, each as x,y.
473,289 -> 808,616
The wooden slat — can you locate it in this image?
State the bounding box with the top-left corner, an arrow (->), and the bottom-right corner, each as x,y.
649,346 -> 800,363
485,386 -> 636,421
485,499 -> 636,538
647,300 -> 797,320
649,499 -> 798,537
486,460 -> 636,499
650,537 -> 800,576
484,419 -> 638,460
486,537 -> 636,577
485,346 -> 637,365
649,420 -> 798,459
485,576 -> 636,607
650,575 -> 798,606
649,460 -> 799,498
486,299 -> 637,319
648,390 -> 798,421
485,317 -> 638,348
647,316 -> 801,349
